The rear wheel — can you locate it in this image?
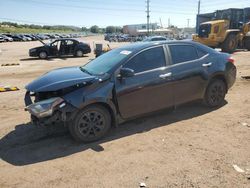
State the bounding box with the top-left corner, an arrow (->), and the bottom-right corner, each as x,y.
75,50 -> 83,57
221,34 -> 238,53
39,51 -> 48,59
69,105 -> 111,142
204,79 -> 226,107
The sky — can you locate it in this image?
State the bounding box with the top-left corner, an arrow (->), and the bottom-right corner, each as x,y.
0,0 -> 249,28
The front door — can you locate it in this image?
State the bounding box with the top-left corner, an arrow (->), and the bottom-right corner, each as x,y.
50,40 -> 60,56
115,46 -> 174,119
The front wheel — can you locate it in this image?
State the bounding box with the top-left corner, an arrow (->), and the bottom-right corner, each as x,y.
39,51 -> 48,59
203,79 -> 226,107
69,105 -> 111,142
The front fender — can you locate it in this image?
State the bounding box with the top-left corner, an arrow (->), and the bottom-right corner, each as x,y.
62,81 -> 117,116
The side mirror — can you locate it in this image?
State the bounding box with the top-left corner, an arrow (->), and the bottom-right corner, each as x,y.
119,68 -> 135,78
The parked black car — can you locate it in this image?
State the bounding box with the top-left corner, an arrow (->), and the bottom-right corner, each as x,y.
25,41 -> 236,142
29,39 -> 91,59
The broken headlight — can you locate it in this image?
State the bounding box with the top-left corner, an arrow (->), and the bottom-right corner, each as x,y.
25,97 -> 64,118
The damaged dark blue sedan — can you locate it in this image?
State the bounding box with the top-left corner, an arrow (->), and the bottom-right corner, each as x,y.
25,41 -> 236,142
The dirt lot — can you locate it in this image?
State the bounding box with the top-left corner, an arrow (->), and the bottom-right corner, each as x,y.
0,36 -> 249,188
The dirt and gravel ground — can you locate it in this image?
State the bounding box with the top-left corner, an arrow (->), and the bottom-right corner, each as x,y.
0,35 -> 249,188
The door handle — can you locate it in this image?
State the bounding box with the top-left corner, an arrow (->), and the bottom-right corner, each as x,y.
202,62 -> 213,67
159,72 -> 172,79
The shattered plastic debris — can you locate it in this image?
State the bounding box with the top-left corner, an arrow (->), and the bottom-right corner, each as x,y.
233,165 -> 245,173
241,122 -> 249,127
139,182 -> 146,187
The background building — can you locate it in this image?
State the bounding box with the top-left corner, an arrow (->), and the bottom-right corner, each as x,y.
123,23 -> 159,36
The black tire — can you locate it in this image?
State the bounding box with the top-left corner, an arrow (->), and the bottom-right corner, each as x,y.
39,51 -> 48,59
221,34 -> 238,53
204,79 -> 227,107
69,105 -> 111,142
243,36 -> 250,51
75,49 -> 83,57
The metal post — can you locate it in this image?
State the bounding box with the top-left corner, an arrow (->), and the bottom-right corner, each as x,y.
196,0 -> 201,33
146,0 -> 150,36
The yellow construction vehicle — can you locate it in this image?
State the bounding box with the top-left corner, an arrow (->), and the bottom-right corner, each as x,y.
193,8 -> 250,53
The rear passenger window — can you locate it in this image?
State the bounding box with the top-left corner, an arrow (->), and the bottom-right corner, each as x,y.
197,47 -> 208,58
124,46 -> 166,73
169,45 -> 198,64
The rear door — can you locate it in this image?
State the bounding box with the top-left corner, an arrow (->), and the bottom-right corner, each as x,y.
167,44 -> 210,105
115,46 -> 174,119
64,40 -> 76,55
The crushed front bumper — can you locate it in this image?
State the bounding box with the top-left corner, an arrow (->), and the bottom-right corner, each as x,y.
25,91 -> 77,126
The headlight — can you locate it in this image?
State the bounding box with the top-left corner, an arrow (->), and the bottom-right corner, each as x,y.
25,97 -> 64,118
30,49 -> 37,53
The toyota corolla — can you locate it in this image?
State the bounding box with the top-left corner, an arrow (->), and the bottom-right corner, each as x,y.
24,41 -> 236,142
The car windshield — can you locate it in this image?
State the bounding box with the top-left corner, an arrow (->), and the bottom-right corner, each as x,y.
81,48 -> 132,75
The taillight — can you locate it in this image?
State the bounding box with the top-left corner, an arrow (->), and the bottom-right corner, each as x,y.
227,56 -> 235,64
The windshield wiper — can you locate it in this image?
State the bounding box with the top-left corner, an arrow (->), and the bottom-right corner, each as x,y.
80,67 -> 92,75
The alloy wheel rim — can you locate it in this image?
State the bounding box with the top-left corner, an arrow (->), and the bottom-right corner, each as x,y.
209,84 -> 224,105
40,52 -> 46,58
77,110 -> 105,137
77,50 -> 83,56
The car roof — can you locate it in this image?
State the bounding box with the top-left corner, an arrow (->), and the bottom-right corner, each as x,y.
117,40 -> 214,53
150,36 -> 167,38
54,38 -> 78,42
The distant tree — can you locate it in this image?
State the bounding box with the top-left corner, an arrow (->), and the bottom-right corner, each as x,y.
90,25 -> 99,33
115,26 -> 122,33
43,25 -> 52,30
100,28 -> 105,33
105,26 -> 122,33
81,27 -> 88,32
106,26 -> 116,33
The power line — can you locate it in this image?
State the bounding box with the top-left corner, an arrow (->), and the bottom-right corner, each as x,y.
9,0 -> 144,12
8,0 -> 199,15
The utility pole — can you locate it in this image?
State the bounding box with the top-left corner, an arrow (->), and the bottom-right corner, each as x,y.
198,0 -> 200,15
146,0 -> 150,36
187,19 -> 190,28
168,18 -> 170,28
196,0 -> 201,33
159,18 -> 163,28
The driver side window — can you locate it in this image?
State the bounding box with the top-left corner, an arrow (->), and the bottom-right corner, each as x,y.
123,46 -> 166,73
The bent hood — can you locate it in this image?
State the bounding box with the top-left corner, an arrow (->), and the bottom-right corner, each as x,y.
26,66 -> 96,92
